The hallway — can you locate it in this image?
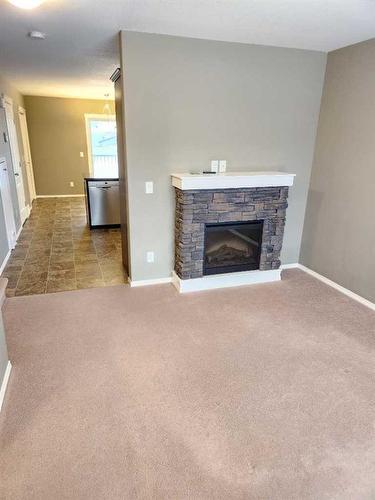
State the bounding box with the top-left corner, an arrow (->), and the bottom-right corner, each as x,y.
1,197 -> 126,296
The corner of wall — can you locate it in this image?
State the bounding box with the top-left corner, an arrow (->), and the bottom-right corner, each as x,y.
298,55 -> 328,267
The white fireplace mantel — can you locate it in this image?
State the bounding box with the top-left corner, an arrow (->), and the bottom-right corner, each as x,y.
171,171 -> 295,191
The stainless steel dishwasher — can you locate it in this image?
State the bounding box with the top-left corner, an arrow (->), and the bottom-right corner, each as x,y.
85,179 -> 120,228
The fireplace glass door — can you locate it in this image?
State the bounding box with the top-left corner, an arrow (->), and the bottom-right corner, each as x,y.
203,220 -> 263,275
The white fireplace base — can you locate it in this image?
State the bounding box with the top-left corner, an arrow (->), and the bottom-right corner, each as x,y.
172,269 -> 281,293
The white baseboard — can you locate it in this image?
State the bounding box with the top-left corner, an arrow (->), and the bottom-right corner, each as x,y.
129,277 -> 172,287
36,194 -> 85,198
296,264 -> 375,311
0,218 -> 25,272
128,263 -> 374,310
0,249 -> 11,275
20,204 -> 30,224
15,224 -> 23,242
281,262 -> 299,270
172,269 -> 281,293
0,361 -> 12,412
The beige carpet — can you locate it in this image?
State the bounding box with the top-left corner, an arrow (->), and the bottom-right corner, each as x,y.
1,269 -> 375,499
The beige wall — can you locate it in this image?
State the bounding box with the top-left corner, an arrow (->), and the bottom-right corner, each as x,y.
24,96 -> 114,196
120,31 -> 327,281
300,39 -> 375,302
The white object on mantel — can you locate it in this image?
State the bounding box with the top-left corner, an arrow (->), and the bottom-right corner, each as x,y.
172,269 -> 281,293
171,171 -> 295,191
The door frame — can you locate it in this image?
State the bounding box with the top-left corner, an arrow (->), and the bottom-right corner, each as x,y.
18,106 -> 36,202
84,113 -> 116,177
1,95 -> 29,223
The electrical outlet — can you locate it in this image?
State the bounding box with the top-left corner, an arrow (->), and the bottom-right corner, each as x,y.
219,160 -> 227,173
79,152 -> 84,158
147,251 -> 155,263
70,181 -> 74,187
210,160 -> 219,173
145,181 -> 154,194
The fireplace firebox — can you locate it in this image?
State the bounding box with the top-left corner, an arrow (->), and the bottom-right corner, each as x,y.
203,220 -> 264,275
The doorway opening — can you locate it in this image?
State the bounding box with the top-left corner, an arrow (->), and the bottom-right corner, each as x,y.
18,106 -> 36,202
1,86 -> 129,296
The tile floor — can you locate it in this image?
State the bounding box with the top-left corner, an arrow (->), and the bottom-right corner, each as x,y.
1,197 -> 127,297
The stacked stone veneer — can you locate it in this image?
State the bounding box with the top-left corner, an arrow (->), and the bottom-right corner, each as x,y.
174,186 -> 289,279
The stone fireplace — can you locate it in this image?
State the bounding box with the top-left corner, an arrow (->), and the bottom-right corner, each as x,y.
171,172 -> 295,292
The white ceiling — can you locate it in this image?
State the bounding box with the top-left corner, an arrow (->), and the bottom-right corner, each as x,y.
0,0 -> 374,99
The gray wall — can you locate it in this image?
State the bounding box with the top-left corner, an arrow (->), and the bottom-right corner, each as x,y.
120,31 -> 327,281
300,38 -> 375,302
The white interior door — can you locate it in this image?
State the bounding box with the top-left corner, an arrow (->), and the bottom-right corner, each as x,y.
18,106 -> 36,202
0,157 -> 17,249
3,96 -> 28,223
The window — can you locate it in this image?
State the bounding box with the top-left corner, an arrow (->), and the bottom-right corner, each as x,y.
86,115 -> 118,178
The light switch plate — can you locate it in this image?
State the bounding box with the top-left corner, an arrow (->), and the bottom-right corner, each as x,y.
147,251 -> 155,263
145,181 -> 154,194
70,181 -> 74,187
219,160 -> 227,173
79,152 -> 84,158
